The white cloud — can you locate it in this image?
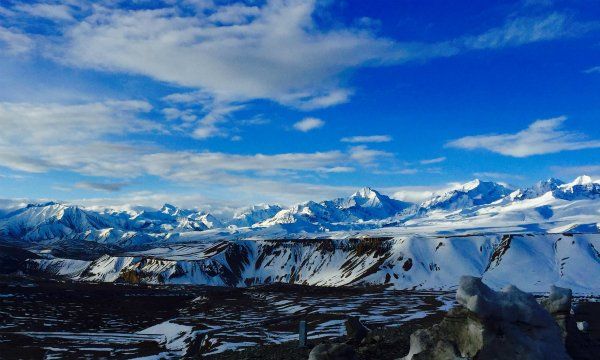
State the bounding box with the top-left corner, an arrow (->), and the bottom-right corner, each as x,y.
447,116 -> 600,157
207,4 -> 260,25
0,26 -> 32,55
54,0 -> 402,111
73,181 -> 361,211
341,135 -> 392,143
0,100 -> 156,144
0,100 -> 157,175
293,117 -> 324,132
0,100 -> 370,187
389,183 -> 463,203
139,150 -> 348,182
348,145 -> 393,166
14,3 -> 74,21
584,66 -> 600,74
459,13 -> 594,50
1,2 -> 596,138
74,181 -> 130,192
420,156 -> 446,164
550,165 -> 600,179
472,172 -> 525,180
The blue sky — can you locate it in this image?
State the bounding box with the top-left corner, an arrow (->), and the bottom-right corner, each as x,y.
0,0 -> 599,211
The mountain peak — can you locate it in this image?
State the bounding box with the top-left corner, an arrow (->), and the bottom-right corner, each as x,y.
567,175 -> 593,187
352,187 -> 379,199
545,177 -> 564,185
461,179 -> 482,191
553,175 -> 599,200
160,203 -> 185,216
421,179 -> 511,211
27,201 -> 60,208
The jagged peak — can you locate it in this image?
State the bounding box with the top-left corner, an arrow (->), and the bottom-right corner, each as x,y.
27,201 -> 61,208
563,175 -> 593,187
160,203 -> 178,213
234,203 -> 282,216
542,177 -> 564,185
461,179 -> 482,191
352,187 -> 380,199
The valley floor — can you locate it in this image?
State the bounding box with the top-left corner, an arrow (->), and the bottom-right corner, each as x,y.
1,275 -> 599,359
0,275 -> 453,359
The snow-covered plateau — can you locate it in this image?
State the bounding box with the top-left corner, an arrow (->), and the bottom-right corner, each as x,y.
2,175 -> 599,294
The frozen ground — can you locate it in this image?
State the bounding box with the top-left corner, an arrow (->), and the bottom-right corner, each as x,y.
0,276 -> 453,359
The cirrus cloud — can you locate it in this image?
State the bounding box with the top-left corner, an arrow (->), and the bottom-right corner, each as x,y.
447,116 -> 600,157
341,135 -> 392,143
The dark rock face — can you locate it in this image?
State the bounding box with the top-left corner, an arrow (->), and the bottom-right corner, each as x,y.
402,276 -> 571,360
345,316 -> 370,344
308,343 -> 357,360
0,244 -> 39,274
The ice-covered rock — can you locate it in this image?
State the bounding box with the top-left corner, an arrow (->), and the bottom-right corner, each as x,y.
402,276 -> 570,360
541,286 -> 572,315
577,321 -> 589,332
456,276 -> 555,327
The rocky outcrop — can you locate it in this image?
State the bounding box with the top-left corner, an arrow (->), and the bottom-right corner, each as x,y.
345,316 -> 370,344
402,276 -> 571,360
541,285 -> 573,342
30,234 -> 600,294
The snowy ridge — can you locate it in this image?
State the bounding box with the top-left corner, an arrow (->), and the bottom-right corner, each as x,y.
231,204 -> 283,227
419,179 -> 512,212
1,175 -> 599,247
31,233 -> 600,294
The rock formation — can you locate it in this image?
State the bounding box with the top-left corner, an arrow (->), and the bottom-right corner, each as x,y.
345,316 -> 370,344
402,276 -> 571,360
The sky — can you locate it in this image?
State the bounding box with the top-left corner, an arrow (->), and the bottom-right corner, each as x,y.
0,0 -> 599,212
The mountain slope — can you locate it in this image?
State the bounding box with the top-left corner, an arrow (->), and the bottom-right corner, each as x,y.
420,179 -> 512,212
330,187 -> 413,220
32,233 -> 600,294
256,187 -> 413,230
509,178 -> 564,201
230,204 -> 283,227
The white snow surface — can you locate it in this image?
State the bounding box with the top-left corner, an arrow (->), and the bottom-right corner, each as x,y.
4,175 -> 600,294
32,233 -> 600,294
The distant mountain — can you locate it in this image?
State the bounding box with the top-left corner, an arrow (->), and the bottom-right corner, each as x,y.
128,203 -> 222,232
0,202 -> 220,246
256,201 -> 344,231
330,187 -> 413,220
0,175 -> 599,247
420,179 -> 513,212
509,178 -> 564,201
553,175 -> 600,200
0,202 -> 114,243
256,187 -> 412,230
230,204 -> 283,227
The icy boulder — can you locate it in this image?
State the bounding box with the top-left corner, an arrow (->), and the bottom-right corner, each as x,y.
456,276 -> 555,327
541,286 -> 572,315
402,276 -> 570,360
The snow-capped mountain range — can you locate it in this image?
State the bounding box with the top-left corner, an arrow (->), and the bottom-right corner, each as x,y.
1,175 -> 599,248
4,175 -> 599,294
